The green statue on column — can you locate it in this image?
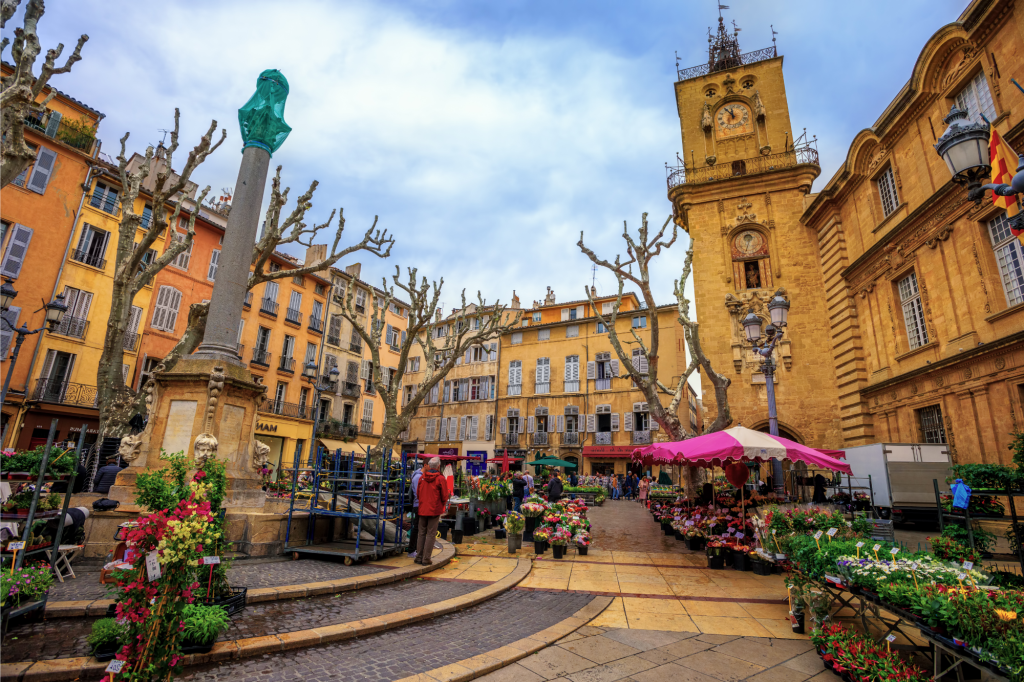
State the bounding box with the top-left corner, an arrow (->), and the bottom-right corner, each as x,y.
238,69 -> 292,156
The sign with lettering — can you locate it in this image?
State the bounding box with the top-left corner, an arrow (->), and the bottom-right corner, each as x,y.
105,660 -> 125,674
855,542 -> 865,549
146,551 -> 161,582
872,544 -> 882,552
813,531 -> 824,540
826,528 -> 838,537
890,547 -> 900,555
7,541 -> 25,551
962,561 -> 974,571
202,556 -> 221,565
885,634 -> 897,643
255,422 -> 278,433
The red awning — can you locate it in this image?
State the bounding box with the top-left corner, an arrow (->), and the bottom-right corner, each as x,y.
582,445 -> 637,458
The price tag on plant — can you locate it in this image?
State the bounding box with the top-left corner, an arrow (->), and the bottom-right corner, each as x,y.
203,556 -> 221,565
962,561 -> 974,571
890,547 -> 900,555
725,515 -> 733,521
813,530 -> 824,540
957,572 -> 967,581
856,542 -> 865,548
736,532 -> 745,539
105,660 -> 125,674
145,550 -> 161,582
872,544 -> 882,552
685,520 -> 694,526
772,529 -> 777,535
826,528 -> 838,537
886,634 -> 897,643
7,541 -> 25,551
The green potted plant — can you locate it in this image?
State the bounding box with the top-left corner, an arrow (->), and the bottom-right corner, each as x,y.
504,512 -> 525,553
549,528 -> 571,559
181,603 -> 231,654
532,526 -> 551,553
1,564 -> 53,608
88,618 -> 124,661
574,532 -> 591,556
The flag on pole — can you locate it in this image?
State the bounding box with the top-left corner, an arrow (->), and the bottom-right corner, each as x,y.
990,128 -> 1022,245
443,463 -> 455,499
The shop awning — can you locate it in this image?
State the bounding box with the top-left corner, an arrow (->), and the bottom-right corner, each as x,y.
318,438 -> 352,452
582,445 -> 637,458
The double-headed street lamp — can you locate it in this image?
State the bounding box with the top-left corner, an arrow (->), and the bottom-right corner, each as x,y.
741,291 -> 790,496
1,277 -> 69,411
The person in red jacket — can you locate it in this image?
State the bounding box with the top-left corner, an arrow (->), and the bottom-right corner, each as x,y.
414,457 -> 448,565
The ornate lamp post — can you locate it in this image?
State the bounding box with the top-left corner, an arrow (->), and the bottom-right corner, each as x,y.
742,290 -> 790,495
934,105 -> 1024,226
1,277 -> 68,410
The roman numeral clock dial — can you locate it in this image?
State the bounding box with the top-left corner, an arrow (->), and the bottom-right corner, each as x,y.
715,103 -> 753,138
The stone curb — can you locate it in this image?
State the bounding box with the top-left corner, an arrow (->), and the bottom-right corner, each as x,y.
391,594 -> 615,682
3,551 -> 532,682
42,540 -> 457,619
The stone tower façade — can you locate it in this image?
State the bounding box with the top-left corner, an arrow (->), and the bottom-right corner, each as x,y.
666,16 -> 843,448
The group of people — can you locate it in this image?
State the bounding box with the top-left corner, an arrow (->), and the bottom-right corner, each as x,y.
608,472 -> 651,505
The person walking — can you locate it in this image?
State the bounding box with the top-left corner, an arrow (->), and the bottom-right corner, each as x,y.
638,476 -> 650,508
612,476 -> 621,500
511,472 -> 527,511
407,464 -> 424,558
524,470 -> 534,497
548,473 -> 563,503
414,458 -> 447,566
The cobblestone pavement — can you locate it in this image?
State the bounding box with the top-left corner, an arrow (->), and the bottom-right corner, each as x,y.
476,625 -> 838,682
47,556 -> 387,602
178,590 -> 596,682
2,578 -> 481,662
588,499 -> 690,554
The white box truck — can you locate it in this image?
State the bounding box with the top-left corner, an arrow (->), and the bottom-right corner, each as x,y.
839,443 -> 952,525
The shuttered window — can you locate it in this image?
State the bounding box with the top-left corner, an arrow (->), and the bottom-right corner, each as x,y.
151,286 -> 182,332
1,306 -> 20,357
208,249 -> 220,280
170,232 -> 193,270
566,325 -> 579,338
631,347 -> 649,373
0,224 -> 33,278
511,332 -> 523,345
26,146 -> 58,195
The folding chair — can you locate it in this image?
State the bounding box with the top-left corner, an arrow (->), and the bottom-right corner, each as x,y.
52,545 -> 82,583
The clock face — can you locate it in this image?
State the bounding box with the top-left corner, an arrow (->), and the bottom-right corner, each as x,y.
716,103 -> 753,139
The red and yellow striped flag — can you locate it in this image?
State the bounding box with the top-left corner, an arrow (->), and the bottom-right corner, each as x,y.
990,129 -> 1022,244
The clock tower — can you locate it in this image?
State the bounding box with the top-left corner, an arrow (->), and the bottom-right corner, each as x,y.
667,13 -> 843,449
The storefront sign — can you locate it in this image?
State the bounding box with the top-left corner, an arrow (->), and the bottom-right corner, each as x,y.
467,450 -> 488,476
256,422 -> 278,433
438,447 -> 459,457
581,445 -> 636,457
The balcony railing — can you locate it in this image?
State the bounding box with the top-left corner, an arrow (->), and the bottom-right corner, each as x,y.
342,382 -> 361,398
666,146 -> 819,189
52,315 -> 88,339
259,400 -> 313,420
279,357 -> 295,372
349,341 -> 363,353
33,379 -> 98,407
88,193 -> 121,216
503,432 -> 520,447
676,44 -> 777,81
285,307 -> 302,325
531,432 -> 548,446
561,432 -> 581,446
563,380 -> 580,393
260,299 -> 279,316
535,382 -> 549,394
632,430 -> 651,445
507,384 -> 522,397
318,422 -> 358,440
243,291 -> 253,308
595,378 -> 612,391
251,348 -> 271,367
308,315 -> 324,333
360,418 -> 375,435
123,331 -> 141,352
595,432 -> 612,445
24,110 -> 97,152
326,333 -> 341,346
70,249 -> 106,270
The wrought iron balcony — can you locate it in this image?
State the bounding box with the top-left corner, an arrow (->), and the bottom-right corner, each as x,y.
259,400 -> 313,420
595,378 -> 612,391
595,432 -> 612,445
52,315 -> 88,339
260,298 -> 279,316
503,432 -> 520,447
279,356 -> 295,372
360,418 -> 375,435
676,44 -> 777,81
308,315 -> 324,333
243,291 -> 253,308
326,333 -> 341,346
24,109 -> 97,152
535,381 -> 550,395
285,307 -> 302,325
561,432 -> 580,446
33,379 -> 98,407
563,380 -> 580,393
318,421 -> 358,440
70,249 -> 106,270
507,384 -> 522,397
88,192 -> 120,216
666,146 -> 819,190
342,382 -> 361,398
251,348 -> 271,367
531,432 -> 548,446
632,430 -> 651,445
123,331 -> 141,352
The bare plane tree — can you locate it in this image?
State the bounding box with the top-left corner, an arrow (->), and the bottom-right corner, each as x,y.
337,268 -> 522,457
578,213 -> 732,494
98,143 -> 394,437
1,0 -> 89,188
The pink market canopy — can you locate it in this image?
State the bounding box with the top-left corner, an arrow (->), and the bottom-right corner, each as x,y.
631,425 -> 852,474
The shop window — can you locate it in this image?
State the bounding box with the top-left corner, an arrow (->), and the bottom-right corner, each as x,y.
731,229 -> 772,291
955,72 -> 996,124
877,166 -> 900,217
988,210 -> 1024,306
897,272 -> 928,350
917,405 -> 946,444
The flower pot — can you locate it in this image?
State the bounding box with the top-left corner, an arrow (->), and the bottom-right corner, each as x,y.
452,529 -> 464,544
790,611 -> 805,634
552,544 -> 566,559
438,525 -> 450,540
577,545 -> 588,556
181,639 -> 216,655
494,528 -> 506,539
751,559 -> 772,576
686,537 -> 705,551
92,641 -> 120,662
534,541 -> 546,554
673,530 -> 685,541
663,525 -> 673,536
524,516 -> 537,541
731,551 -> 748,571
707,554 -> 725,570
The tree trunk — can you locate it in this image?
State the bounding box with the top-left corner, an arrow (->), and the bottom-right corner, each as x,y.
96,281 -> 136,439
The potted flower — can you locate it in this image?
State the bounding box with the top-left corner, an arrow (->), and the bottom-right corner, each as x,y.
88,618 -> 124,661
493,514 -> 507,539
504,512 -> 525,553
549,528 -> 571,559
1,564 -> 53,608
181,602 -> 232,654
574,532 -> 591,556
706,540 -> 728,569
684,526 -> 706,551
532,527 -> 551,553
731,544 -> 752,571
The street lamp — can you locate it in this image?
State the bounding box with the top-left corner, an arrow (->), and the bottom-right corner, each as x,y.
1,284 -> 68,411
934,105 -> 1024,227
745,290 -> 789,496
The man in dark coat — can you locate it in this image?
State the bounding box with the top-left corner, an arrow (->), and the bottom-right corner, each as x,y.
548,475 -> 563,503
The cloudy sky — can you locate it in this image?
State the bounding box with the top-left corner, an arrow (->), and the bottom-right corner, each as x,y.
13,0 -> 965,314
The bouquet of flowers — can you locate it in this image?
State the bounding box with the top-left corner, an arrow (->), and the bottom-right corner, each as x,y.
503,511 -> 525,534
532,527 -> 551,542
573,532 -> 591,547
543,513 -> 562,525
521,501 -> 547,517
1,563 -> 54,607
549,528 -> 571,546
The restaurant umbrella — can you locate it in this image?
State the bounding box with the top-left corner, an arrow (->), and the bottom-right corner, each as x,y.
529,457 -> 578,468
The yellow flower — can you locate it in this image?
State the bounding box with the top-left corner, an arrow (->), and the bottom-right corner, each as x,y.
995,609 -> 1018,621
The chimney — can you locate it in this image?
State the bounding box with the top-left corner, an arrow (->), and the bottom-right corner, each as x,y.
435,307 -> 442,321
511,290 -> 520,310
305,244 -> 327,272
345,262 -> 362,280
155,142 -> 167,161
590,285 -> 596,297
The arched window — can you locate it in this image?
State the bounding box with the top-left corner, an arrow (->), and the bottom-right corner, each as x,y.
731,229 -> 772,291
